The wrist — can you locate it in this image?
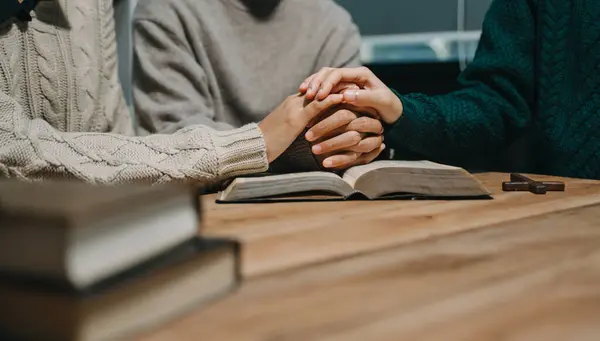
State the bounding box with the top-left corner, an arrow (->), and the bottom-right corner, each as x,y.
210,124 -> 268,178
383,88 -> 404,124
257,121 -> 275,163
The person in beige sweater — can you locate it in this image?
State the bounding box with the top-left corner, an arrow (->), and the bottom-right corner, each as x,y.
0,0 -> 371,186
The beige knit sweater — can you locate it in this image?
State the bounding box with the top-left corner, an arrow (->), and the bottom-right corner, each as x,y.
0,0 -> 268,185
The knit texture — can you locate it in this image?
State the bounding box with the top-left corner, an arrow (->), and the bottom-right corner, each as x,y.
132,0 -> 361,173
0,0 -> 268,185
388,0 -> 600,179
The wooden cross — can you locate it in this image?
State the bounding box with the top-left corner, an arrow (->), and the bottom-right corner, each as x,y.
502,173 -> 566,195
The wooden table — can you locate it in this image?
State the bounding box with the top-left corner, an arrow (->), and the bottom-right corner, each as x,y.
138,172 -> 600,341
201,172 -> 600,278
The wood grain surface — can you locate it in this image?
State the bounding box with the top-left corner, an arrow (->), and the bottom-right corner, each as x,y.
139,199 -> 600,341
201,173 -> 600,278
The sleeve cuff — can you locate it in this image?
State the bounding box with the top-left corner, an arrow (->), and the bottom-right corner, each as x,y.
210,123 -> 269,178
385,89 -> 429,154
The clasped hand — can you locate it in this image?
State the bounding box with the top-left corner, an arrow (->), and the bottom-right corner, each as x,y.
259,92 -> 385,170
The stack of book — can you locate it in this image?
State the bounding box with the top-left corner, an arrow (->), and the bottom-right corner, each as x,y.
0,180 -> 240,341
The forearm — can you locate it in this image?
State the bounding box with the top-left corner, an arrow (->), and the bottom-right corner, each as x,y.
0,97 -> 267,185
388,88 -> 528,164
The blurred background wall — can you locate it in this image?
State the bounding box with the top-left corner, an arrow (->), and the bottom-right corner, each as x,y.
334,0 -> 493,95
335,0 -> 492,34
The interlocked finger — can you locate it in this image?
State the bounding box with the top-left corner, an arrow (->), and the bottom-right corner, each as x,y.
306,109 -> 358,142
312,131 -> 362,155
347,135 -> 383,153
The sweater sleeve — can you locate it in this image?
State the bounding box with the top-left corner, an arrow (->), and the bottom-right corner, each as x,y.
132,17 -> 234,134
0,91 -> 268,185
387,0 -> 535,165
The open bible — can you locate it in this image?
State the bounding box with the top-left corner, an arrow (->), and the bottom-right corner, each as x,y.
217,161 -> 491,202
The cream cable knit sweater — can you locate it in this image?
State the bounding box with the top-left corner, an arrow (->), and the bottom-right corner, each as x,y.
0,0 -> 268,185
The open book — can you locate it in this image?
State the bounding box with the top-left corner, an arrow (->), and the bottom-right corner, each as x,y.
217,161 -> 491,202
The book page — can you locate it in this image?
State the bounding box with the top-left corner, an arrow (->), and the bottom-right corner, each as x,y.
342,160 -> 460,187
218,172 -> 355,202
340,160 -> 489,198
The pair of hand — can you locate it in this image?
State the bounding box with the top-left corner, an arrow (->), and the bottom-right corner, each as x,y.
258,93 -> 385,170
298,66 -> 404,169
258,66 -> 401,171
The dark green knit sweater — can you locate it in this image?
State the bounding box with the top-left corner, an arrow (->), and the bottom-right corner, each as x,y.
388,0 -> 600,179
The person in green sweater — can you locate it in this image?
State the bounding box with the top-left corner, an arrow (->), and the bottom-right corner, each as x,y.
299,0 -> 600,180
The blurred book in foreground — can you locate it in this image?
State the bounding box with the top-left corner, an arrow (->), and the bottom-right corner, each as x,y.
0,180 -> 239,341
